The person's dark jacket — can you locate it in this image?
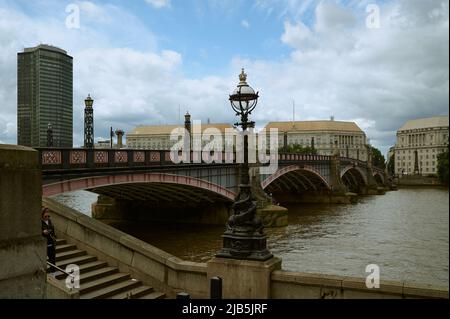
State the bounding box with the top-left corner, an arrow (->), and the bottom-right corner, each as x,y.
42,219 -> 56,246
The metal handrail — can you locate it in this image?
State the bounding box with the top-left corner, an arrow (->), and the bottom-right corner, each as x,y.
47,261 -> 76,278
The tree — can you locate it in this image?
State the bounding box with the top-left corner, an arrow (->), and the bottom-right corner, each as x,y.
370,146 -> 386,169
279,144 -> 318,155
387,153 -> 395,176
437,149 -> 449,185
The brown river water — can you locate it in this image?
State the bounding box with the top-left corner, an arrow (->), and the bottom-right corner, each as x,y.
52,188 -> 449,286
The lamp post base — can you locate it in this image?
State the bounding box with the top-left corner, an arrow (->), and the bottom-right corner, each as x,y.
216,232 -> 273,261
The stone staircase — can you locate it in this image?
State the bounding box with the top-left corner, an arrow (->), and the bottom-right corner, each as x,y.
51,238 -> 165,299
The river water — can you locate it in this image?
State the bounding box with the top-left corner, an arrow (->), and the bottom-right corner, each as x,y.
52,188 -> 449,286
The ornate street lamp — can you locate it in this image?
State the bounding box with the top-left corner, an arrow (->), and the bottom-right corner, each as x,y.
84,94 -> 94,149
47,123 -> 53,147
216,69 -> 272,261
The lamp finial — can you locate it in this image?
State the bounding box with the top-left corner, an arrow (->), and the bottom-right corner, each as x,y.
239,68 -> 247,83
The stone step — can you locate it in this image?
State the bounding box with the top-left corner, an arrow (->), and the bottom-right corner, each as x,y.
139,291 -> 166,299
56,255 -> 98,269
50,236 -> 167,299
108,285 -> 154,299
79,273 -> 131,295
77,266 -> 119,284
80,279 -> 142,299
55,238 -> 67,245
54,260 -> 108,280
55,244 -> 77,253
55,249 -> 86,262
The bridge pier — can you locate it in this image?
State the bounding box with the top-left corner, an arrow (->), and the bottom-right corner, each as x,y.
92,195 -> 232,225
250,167 -> 288,227
92,195 -> 134,220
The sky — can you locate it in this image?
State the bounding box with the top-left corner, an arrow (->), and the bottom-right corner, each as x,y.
0,0 -> 448,156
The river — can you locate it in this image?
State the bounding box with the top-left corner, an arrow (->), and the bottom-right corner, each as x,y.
52,188 -> 449,286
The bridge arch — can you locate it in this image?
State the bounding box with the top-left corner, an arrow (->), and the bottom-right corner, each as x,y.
261,165 -> 332,194
42,172 -> 235,203
341,165 -> 367,193
373,172 -> 385,185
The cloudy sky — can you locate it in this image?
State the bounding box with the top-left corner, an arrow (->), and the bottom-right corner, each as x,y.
0,0 -> 448,156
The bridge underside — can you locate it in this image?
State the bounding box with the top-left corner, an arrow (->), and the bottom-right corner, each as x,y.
263,169 -> 335,204
88,182 -> 233,204
374,173 -> 384,185
342,168 -> 367,194
87,182 -> 234,225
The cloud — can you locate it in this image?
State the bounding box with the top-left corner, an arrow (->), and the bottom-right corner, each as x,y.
0,0 -> 448,158
241,19 -> 250,29
145,0 -> 171,9
281,21 -> 313,49
315,1 -> 356,33
245,0 -> 449,155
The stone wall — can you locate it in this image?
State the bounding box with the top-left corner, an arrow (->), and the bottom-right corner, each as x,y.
271,270 -> 448,299
0,144 -> 47,298
397,175 -> 443,186
43,197 -> 209,298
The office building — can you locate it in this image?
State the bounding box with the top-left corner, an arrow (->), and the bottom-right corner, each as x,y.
17,44 -> 73,147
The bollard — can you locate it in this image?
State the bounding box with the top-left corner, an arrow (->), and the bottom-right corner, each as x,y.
176,292 -> 191,300
210,276 -> 222,299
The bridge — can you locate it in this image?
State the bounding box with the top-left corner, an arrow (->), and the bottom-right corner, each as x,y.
38,148 -> 391,224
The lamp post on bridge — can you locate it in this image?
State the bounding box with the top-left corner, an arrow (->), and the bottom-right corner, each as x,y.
47,123 -> 53,147
216,69 -> 272,261
84,94 -> 94,149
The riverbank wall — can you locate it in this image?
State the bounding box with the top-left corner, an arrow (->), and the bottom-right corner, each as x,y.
396,175 -> 444,187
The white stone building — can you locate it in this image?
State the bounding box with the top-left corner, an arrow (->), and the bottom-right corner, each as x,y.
264,120 -> 368,161
126,123 -> 234,150
394,116 -> 449,176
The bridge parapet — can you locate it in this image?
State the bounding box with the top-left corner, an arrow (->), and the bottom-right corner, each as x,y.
37,148 -> 335,171
37,148 -> 239,170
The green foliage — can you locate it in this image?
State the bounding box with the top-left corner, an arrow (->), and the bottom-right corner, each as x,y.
387,153 -> 395,175
279,144 -> 318,155
437,149 -> 449,185
370,146 -> 386,169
